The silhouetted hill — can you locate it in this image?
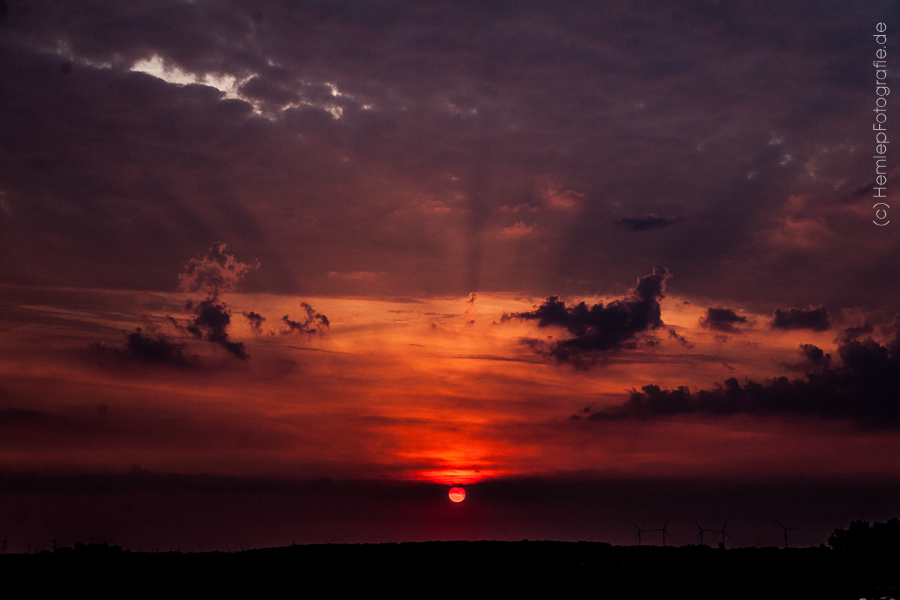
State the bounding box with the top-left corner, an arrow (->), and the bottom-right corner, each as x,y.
1,538 -> 897,598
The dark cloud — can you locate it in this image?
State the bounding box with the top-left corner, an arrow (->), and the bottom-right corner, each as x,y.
465,292 -> 478,314
185,299 -> 248,360
93,327 -> 195,367
179,242 -> 257,299
700,308 -> 749,333
504,266 -> 671,366
94,244 -> 258,361
282,302 -> 330,336
0,407 -> 48,425
174,243 -> 258,359
839,322 -> 873,342
238,75 -> 300,108
589,327 -> 900,428
243,311 -> 267,334
771,305 -> 831,331
126,327 -> 194,365
616,214 -> 682,232
667,328 -> 693,348
800,343 -> 829,366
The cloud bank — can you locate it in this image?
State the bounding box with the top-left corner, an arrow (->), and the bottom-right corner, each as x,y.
588,326 -> 900,428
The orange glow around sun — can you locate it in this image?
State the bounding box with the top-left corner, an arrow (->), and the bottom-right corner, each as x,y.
417,468 -> 501,485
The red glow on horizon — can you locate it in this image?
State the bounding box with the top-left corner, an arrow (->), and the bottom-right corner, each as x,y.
414,468 -> 504,485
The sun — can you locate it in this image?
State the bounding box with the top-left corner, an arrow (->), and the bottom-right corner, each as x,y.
448,486 -> 466,503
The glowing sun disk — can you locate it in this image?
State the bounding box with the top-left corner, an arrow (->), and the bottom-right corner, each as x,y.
448,486 -> 466,503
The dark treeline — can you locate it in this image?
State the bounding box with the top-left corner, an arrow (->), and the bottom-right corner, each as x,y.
1,520 -> 898,598
828,517 -> 900,553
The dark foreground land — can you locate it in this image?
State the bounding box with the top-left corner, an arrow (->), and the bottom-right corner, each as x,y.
0,541 -> 897,599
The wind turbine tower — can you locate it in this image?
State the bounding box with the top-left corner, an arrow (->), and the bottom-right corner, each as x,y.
715,521 -> 732,549
655,519 -> 672,547
778,521 -> 797,548
695,521 -> 711,546
633,522 -> 649,546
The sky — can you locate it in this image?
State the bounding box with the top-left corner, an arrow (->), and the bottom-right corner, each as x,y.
1,0 -> 900,551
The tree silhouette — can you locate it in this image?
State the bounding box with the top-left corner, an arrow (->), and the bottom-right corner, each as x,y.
828,518 -> 900,554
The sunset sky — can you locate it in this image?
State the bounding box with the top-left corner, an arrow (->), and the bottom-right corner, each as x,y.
1,0 -> 899,551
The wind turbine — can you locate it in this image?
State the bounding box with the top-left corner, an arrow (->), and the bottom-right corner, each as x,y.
654,519 -> 672,547
695,521 -> 711,545
778,521 -> 797,548
715,521 -> 732,549
633,521 -> 649,546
